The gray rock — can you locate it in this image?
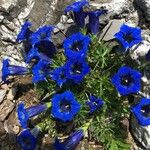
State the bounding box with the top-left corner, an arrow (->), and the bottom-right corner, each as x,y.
7,86 -> 18,101
60,15 -> 68,24
4,110 -> 20,144
57,22 -> 65,30
90,0 -> 132,18
0,122 -> 5,135
0,90 -> 7,104
53,27 -> 60,33
135,0 -> 150,21
131,115 -> 150,149
0,100 -> 15,121
67,18 -> 74,24
130,40 -> 150,61
99,19 -> 124,41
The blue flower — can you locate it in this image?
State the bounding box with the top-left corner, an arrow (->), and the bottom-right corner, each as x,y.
114,24 -> 142,50
32,59 -> 51,83
33,40 -> 56,58
51,91 -> 80,122
65,58 -> 90,84
50,66 -> 67,87
64,0 -> 89,28
86,96 -> 104,114
63,32 -> 91,59
17,102 -> 51,128
111,66 -> 142,96
131,98 -> 150,126
16,21 -> 32,42
2,59 -> 29,82
54,120 -> 92,150
17,127 -> 40,150
88,10 -> 107,34
26,47 -> 51,63
30,25 -> 54,45
54,130 -> 84,150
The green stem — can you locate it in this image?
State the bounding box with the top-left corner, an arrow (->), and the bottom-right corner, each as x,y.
80,118 -> 93,134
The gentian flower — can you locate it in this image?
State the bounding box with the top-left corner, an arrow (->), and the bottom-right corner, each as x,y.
86,95 -> 104,114
131,98 -> 150,126
30,25 -> 54,45
65,58 -> 90,84
111,66 -> 142,96
17,101 -> 51,128
88,10 -> 107,35
114,24 -> 142,50
16,21 -> 32,42
17,127 -> 40,150
33,40 -> 56,58
26,47 -> 51,63
2,59 -> 29,82
63,32 -> 91,59
54,120 -> 92,150
64,0 -> 89,28
51,91 -> 80,122
50,66 -> 67,87
32,59 -> 51,83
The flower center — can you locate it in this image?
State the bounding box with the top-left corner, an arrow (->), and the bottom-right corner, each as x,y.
40,32 -> 47,39
60,100 -> 71,112
121,75 -> 134,87
60,72 -> 65,79
22,137 -> 31,148
71,41 -> 83,52
71,63 -> 82,74
35,41 -> 56,58
124,33 -> 133,43
141,105 -> 150,117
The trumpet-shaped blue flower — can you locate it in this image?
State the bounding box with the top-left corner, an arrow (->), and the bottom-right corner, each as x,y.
114,24 -> 142,50
54,130 -> 84,150
86,96 -> 104,114
30,25 -> 54,45
51,91 -> 80,122
111,66 -> 142,96
2,59 -> 29,82
63,32 -> 91,59
16,21 -> 32,42
131,98 -> 150,126
17,127 -> 40,150
65,58 -> 90,84
64,0 -> 89,28
33,40 -> 56,58
32,59 -> 51,83
88,10 -> 107,34
17,102 -> 51,128
54,120 -> 92,150
50,66 -> 67,87
26,47 -> 51,63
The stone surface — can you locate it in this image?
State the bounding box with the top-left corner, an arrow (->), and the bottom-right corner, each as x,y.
0,100 -> 15,121
131,115 -> 150,149
57,22 -> 65,30
90,0 -> 132,18
7,85 -> 18,100
99,19 -> 124,41
67,18 -> 74,24
60,15 -> 68,24
0,0 -> 74,65
135,0 -> 150,21
0,89 -> 7,104
0,122 -> 6,137
130,40 -> 150,61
